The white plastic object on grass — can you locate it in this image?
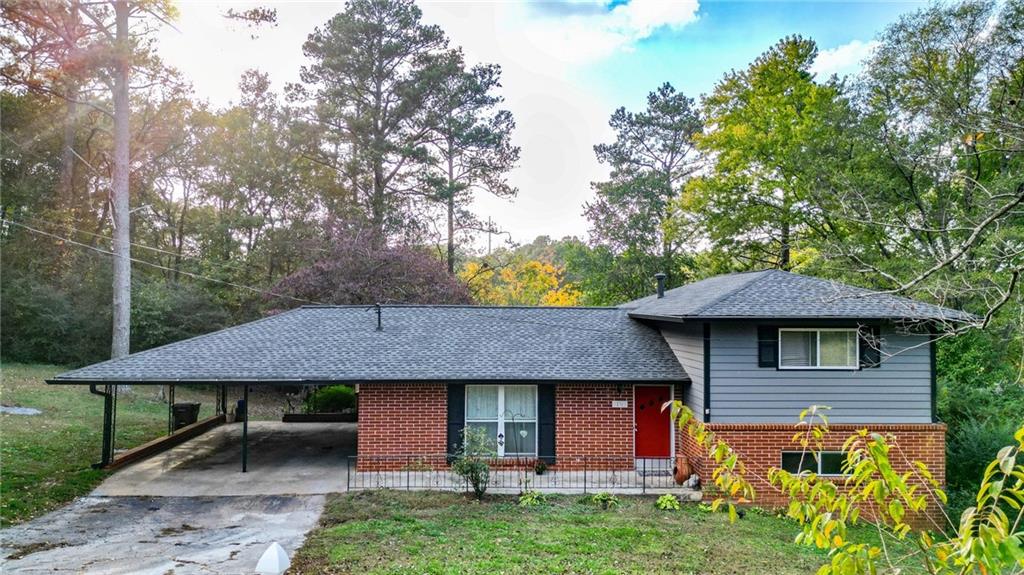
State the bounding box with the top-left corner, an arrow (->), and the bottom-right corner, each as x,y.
254,542 -> 290,574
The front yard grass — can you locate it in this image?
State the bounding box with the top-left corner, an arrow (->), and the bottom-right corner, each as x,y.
1,363 -> 223,525
292,490 -> 925,575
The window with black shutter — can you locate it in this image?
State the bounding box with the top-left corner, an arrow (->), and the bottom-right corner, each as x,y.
446,384 -> 466,459
757,325 -> 779,367
537,384 -> 556,464
859,326 -> 882,368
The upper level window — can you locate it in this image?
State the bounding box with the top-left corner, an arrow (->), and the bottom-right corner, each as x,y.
465,385 -> 537,457
779,328 -> 858,369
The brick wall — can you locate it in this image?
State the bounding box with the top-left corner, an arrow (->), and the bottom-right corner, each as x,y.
555,383 -> 635,469
357,383 -> 447,470
677,423 -> 947,526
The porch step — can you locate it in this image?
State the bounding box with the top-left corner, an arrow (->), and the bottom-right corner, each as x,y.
634,458 -> 673,477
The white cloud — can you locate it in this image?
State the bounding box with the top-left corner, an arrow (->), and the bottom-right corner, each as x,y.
811,39 -> 879,78
525,0 -> 700,64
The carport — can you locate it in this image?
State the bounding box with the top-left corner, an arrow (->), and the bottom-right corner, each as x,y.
45,306 -> 400,473
46,378 -> 354,473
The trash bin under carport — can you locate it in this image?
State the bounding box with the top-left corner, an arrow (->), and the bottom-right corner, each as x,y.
171,402 -> 201,431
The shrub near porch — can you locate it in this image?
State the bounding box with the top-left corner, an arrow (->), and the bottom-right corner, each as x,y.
291,491 -> 925,575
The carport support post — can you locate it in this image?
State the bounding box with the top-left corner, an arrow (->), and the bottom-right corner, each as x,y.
242,385 -> 249,472
167,384 -> 175,435
101,385 -> 114,466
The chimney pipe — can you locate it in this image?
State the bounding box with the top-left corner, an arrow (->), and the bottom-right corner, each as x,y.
655,272 -> 667,299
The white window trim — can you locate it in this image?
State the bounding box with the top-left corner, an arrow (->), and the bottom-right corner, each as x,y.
465,385 -> 538,457
781,450 -> 850,477
778,328 -> 860,370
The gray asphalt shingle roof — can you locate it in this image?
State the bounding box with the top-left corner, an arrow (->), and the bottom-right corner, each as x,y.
621,269 -> 975,322
50,306 -> 690,384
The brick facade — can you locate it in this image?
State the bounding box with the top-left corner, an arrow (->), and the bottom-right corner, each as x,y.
554,383 -> 635,469
677,423 -> 947,526
356,382 -> 685,470
357,383 -> 447,470
355,383 -> 946,523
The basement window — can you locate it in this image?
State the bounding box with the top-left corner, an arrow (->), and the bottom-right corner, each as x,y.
781,451 -> 848,476
465,385 -> 537,457
779,328 -> 858,369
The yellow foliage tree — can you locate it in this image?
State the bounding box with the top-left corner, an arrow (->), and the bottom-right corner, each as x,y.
459,260 -> 581,306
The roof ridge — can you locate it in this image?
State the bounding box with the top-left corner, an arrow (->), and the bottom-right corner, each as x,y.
687,269 -> 775,316
299,304 -> 620,310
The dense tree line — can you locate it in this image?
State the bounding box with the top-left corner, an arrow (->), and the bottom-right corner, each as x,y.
1,0 -> 515,365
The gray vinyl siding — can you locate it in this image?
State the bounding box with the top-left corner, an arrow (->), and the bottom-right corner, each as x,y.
709,322 -> 932,423
660,324 -> 704,417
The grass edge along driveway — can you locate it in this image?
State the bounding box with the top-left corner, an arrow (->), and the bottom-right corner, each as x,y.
0,363 -> 220,525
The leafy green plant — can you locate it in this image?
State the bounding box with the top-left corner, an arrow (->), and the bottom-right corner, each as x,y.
667,400 -> 755,522
518,490 -> 547,507
656,493 -> 681,511
670,399 -> 1024,575
587,492 -> 620,510
303,385 -> 356,413
451,426 -> 496,500
945,419 -> 1020,521
533,460 -> 548,475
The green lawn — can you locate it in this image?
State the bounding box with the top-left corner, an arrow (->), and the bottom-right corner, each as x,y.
0,363 -> 222,525
292,491 -> 925,575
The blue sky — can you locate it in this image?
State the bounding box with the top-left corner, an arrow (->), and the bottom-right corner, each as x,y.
593,2 -> 920,109
159,1 -> 926,247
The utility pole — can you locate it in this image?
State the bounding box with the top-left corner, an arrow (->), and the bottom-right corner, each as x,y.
487,216 -> 493,256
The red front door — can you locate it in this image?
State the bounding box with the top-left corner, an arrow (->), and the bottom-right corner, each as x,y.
634,385 -> 671,457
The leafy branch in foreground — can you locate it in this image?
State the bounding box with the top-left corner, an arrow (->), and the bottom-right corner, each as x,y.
667,401 -> 756,522
668,401 -> 1024,574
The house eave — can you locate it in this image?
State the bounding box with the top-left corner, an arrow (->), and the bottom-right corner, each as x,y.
47,376 -> 692,386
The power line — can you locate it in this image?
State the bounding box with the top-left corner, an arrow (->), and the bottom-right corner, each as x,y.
19,210 -> 330,267
2,218 -> 325,306
6,219 -> 637,336
16,213 -> 252,274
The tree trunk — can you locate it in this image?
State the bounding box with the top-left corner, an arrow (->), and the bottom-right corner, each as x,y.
110,0 -> 131,364
779,218 -> 791,270
446,143 -> 455,275
60,83 -> 78,206
173,190 -> 188,282
371,160 -> 385,249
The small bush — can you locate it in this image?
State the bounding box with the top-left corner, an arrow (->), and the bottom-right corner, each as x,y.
518,490 -> 547,507
945,418 -> 1019,520
452,427 -> 496,500
586,492 -> 620,509
656,493 -> 681,511
304,385 -> 356,413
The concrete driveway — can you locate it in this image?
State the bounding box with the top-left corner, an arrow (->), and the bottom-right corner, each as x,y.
1,421 -> 355,574
96,422 -> 356,497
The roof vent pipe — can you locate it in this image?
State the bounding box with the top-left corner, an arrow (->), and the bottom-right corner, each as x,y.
655,272 -> 667,299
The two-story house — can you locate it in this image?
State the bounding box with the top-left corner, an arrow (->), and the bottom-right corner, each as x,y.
51,269 -> 968,506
